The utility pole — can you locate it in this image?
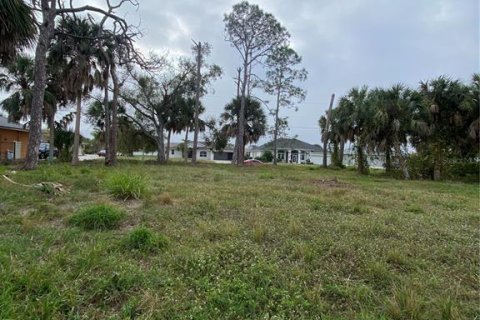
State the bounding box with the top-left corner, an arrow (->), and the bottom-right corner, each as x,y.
192,40 -> 202,165
323,93 -> 335,168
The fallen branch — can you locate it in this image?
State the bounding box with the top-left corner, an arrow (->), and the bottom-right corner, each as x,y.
2,175 -> 70,194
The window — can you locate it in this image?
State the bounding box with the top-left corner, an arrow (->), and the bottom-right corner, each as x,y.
301,152 -> 305,161
200,151 -> 207,158
171,149 -> 175,155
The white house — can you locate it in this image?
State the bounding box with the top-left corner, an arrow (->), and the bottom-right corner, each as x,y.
167,141 -> 238,162
247,138 -> 330,165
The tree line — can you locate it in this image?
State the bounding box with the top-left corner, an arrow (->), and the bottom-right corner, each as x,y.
1,0 -> 307,169
320,75 -> 479,180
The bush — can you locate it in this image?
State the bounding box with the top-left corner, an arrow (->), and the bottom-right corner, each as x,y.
407,154 -> 479,181
256,151 -> 273,163
124,227 -> 168,252
445,161 -> 479,182
105,172 -> 148,200
69,204 -> 125,230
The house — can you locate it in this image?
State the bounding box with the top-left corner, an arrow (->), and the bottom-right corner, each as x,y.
248,138 -> 330,165
167,141 -> 236,162
0,116 -> 29,161
168,141 -> 214,161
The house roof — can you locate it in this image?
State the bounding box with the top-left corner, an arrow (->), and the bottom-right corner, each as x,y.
257,138 -> 323,152
0,116 -> 29,132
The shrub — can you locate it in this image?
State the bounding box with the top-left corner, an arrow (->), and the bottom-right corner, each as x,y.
124,227 -> 168,252
257,150 -> 273,163
69,204 -> 125,230
105,172 -> 148,200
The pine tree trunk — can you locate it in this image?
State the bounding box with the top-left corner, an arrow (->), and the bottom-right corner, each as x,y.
71,94 -> 82,165
233,61 -> 248,166
109,62 -> 119,166
273,83 -> 281,165
192,43 -> 202,165
233,64 -> 248,166
23,0 -> 56,170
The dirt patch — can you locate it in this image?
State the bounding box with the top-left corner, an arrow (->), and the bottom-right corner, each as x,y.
311,177 -> 351,188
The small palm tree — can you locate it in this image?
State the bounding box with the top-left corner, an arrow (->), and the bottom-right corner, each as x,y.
220,97 -> 267,150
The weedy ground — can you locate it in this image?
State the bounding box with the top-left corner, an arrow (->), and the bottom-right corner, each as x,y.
0,160 -> 478,319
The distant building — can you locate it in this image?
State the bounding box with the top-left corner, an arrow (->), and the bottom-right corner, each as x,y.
247,138 -> 330,165
0,116 -> 29,161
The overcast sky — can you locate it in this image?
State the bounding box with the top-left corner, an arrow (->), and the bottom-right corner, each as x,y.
3,0 -> 480,145
130,0 -> 479,145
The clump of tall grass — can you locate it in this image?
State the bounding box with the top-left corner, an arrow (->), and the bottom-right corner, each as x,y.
69,204 -> 125,230
105,172 -> 148,200
123,227 -> 169,252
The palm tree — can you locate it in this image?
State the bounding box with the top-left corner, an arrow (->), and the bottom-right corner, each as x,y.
0,55 -> 34,121
335,87 -> 371,174
220,97 -> 267,153
52,17 -> 101,165
0,0 -> 36,65
367,85 -> 418,179
413,76 -> 475,179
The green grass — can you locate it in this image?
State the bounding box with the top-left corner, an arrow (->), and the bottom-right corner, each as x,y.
69,204 -> 125,230
0,161 -> 478,319
105,171 -> 148,200
123,227 -> 169,252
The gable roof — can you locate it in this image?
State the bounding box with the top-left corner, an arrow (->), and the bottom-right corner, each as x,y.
258,138 -> 323,152
0,116 -> 29,132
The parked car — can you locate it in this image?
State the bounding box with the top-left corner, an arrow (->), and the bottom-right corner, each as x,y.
38,142 -> 58,159
244,159 -> 263,166
97,149 -> 106,157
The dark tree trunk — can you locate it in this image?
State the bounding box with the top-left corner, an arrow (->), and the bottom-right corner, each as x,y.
71,93 -> 82,165
103,64 -> 111,165
184,128 -> 189,163
23,0 -> 56,170
48,111 -> 55,163
385,148 -> 392,173
108,62 -> 119,166
155,123 -> 166,164
166,129 -> 172,161
339,137 -> 345,165
357,145 -> 367,174
331,142 -> 339,166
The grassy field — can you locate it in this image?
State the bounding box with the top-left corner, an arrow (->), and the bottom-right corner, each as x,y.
0,160 -> 478,319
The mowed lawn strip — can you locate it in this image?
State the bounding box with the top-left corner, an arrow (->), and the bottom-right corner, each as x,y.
0,161 -> 478,319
